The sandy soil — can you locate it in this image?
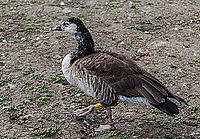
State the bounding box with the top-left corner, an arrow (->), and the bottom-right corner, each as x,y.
0,0 -> 199,138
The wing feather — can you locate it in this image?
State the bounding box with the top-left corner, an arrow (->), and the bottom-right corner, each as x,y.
70,50 -> 186,107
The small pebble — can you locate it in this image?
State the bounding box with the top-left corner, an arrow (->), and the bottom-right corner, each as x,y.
90,117 -> 95,123
177,69 -> 182,73
21,38 -> 26,41
75,93 -> 81,97
59,119 -> 65,123
37,118 -> 43,122
173,27 -> 178,31
60,2 -> 65,6
137,48 -> 144,54
137,48 -> 149,55
35,37 -> 40,41
8,84 -> 16,89
83,120 -> 90,127
25,114 -> 34,118
71,122 -> 76,125
182,83 -> 187,87
63,8 -> 71,13
119,41 -> 125,45
19,116 -> 28,120
24,99 -> 31,103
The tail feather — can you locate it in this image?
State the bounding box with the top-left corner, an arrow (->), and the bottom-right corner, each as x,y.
152,98 -> 179,116
144,74 -> 188,105
174,95 -> 188,105
141,76 -> 168,96
141,73 -> 188,112
134,71 -> 187,116
138,88 -> 157,105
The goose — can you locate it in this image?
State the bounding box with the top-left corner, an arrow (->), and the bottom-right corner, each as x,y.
51,17 -> 187,131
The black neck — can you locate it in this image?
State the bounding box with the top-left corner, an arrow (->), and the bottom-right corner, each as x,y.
71,27 -> 95,64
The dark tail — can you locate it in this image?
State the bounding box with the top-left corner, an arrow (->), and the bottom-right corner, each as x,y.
140,72 -> 188,116
152,98 -> 180,116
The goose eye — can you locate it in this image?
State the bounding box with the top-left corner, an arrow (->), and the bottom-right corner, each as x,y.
64,21 -> 70,26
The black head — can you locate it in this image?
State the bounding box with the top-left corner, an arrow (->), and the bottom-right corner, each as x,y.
52,17 -> 95,64
67,17 -> 84,26
51,17 -> 86,34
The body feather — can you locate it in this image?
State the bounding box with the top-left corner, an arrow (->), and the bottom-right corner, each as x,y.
62,50 -> 187,116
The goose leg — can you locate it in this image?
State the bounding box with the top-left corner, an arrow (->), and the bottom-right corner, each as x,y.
95,107 -> 116,131
73,103 -> 102,117
73,105 -> 116,131
73,105 -> 95,117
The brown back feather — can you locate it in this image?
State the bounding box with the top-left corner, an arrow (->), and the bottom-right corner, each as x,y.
72,50 -> 186,106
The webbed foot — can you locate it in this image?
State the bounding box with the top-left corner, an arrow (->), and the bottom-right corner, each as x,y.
95,123 -> 116,131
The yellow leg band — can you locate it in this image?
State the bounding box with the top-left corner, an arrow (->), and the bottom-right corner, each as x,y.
94,103 -> 102,110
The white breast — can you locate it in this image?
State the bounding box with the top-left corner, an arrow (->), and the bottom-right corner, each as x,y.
62,55 -> 105,99
62,54 -> 74,85
62,54 -> 94,95
62,53 -> 71,72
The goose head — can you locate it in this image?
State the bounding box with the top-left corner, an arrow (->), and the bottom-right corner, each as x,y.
52,17 -> 95,63
51,17 -> 87,35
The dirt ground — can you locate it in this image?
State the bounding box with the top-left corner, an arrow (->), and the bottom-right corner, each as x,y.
0,0 -> 199,138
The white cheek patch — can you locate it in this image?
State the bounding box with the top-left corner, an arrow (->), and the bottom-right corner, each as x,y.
64,23 -> 77,34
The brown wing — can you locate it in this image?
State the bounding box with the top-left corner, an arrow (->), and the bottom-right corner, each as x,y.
73,50 -> 186,107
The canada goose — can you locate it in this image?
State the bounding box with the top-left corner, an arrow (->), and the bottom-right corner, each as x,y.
52,17 -> 187,131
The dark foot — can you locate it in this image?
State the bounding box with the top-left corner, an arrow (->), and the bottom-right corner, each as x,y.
94,107 -> 116,131
73,105 -> 94,117
95,124 -> 116,131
